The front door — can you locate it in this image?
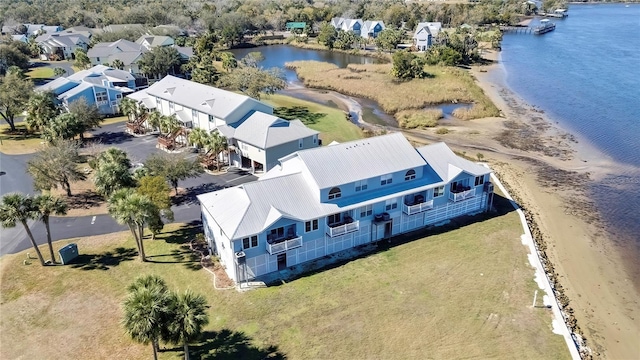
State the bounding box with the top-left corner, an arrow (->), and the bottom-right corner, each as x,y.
384,221 -> 393,239
277,253 -> 287,271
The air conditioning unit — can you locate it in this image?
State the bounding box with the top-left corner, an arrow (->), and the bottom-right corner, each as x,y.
235,251 -> 246,264
484,182 -> 494,193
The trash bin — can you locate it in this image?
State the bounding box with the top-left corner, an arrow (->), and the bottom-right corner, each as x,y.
58,243 -> 79,265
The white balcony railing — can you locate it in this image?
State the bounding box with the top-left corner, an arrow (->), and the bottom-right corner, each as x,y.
403,199 -> 434,215
326,220 -> 360,237
449,188 -> 476,202
266,236 -> 303,255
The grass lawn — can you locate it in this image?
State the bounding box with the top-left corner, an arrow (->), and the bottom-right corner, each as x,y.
263,94 -> 363,144
101,115 -> 128,126
26,67 -> 55,80
0,203 -> 570,359
286,61 -> 500,123
0,123 -> 45,155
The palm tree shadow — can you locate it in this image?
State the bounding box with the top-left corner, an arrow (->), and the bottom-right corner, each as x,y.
69,247 -> 137,270
169,329 -> 286,360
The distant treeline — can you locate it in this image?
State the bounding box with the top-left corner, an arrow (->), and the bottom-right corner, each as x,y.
0,0 -> 572,33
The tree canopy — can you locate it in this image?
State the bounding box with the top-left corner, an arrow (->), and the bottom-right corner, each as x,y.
27,140 -> 86,196
144,153 -> 203,193
138,46 -> 182,78
391,51 -> 427,80
0,72 -> 33,131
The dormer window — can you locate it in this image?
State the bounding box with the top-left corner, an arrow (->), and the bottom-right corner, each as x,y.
328,187 -> 341,200
380,174 -> 393,186
404,169 -> 416,181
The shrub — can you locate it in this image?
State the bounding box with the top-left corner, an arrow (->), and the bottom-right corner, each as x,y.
436,127 -> 450,135
396,109 -> 443,129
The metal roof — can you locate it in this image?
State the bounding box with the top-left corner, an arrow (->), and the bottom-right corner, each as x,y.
414,22 -> 442,38
416,142 -> 489,181
232,112 -> 318,149
88,39 -> 145,58
36,77 -> 76,93
294,132 -> 426,189
143,75 -> 272,120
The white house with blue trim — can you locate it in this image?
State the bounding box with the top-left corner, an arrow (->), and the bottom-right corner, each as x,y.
197,133 -> 494,284
330,18 -> 385,39
413,22 -> 442,51
36,65 -> 143,115
128,76 -> 319,172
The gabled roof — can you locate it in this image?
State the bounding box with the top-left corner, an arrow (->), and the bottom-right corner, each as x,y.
140,75 -> 272,120
416,142 -> 488,181
362,20 -> 385,34
293,132 -> 425,189
136,35 -> 174,48
35,32 -> 88,45
36,77 -> 77,93
88,39 -> 145,58
103,24 -> 144,33
330,17 -> 363,31
232,112 -> 318,149
414,22 -> 442,38
68,65 -> 135,82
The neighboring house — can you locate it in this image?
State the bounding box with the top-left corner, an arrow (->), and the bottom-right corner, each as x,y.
61,26 -> 97,40
88,39 -> 146,74
330,17 -> 363,36
36,33 -> 89,60
11,34 -> 28,43
152,24 -> 187,37
37,65 -> 142,115
127,75 -> 319,172
2,23 -> 62,35
413,22 -> 442,51
136,35 -> 174,50
197,132 -> 494,284
361,20 -> 385,39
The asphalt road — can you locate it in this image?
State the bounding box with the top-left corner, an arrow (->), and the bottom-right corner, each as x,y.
0,122 -> 256,256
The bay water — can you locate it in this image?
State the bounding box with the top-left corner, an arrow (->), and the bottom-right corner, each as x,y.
500,4 -> 640,272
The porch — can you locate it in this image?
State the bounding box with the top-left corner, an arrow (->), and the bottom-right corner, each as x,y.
266,225 -> 302,255
403,192 -> 433,215
326,211 -> 359,237
449,187 -> 476,202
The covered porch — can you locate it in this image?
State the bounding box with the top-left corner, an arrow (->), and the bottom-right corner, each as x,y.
326,210 -> 359,237
266,224 -> 302,255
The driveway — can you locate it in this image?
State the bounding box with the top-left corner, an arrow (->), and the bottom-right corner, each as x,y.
0,122 -> 257,256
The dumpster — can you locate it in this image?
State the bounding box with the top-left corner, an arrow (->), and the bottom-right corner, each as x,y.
58,243 -> 79,265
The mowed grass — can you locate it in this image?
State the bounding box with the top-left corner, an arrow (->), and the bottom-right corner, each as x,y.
263,93 -> 363,144
0,209 -> 570,359
286,61 -> 500,123
0,123 -> 45,154
26,66 -> 55,79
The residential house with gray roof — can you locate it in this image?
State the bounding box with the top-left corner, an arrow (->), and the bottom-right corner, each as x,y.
128,75 -> 319,172
197,132 -> 494,284
36,32 -> 89,60
87,39 -> 146,74
413,22 -> 442,51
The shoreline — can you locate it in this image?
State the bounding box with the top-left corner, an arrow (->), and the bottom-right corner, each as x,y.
281,50 -> 639,359
463,51 -> 639,359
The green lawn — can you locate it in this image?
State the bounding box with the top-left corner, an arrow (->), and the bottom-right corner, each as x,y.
263,94 -> 364,144
0,200 -> 570,360
0,123 -> 44,154
26,66 -> 55,80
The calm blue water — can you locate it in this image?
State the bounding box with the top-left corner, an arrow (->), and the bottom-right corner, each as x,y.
501,4 -> 640,269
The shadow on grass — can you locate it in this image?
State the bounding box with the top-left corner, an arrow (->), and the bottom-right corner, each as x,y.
70,247 -> 137,270
264,193 -> 516,286
145,247 -> 202,271
63,191 -> 104,211
162,329 -> 286,360
274,106 -> 326,125
1,125 -> 41,140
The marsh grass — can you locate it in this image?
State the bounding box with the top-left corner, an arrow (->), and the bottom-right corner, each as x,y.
396,109 -> 443,129
285,61 -> 500,125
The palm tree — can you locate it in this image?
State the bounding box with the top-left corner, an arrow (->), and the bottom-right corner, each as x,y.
161,115 -> 180,135
108,189 -> 158,262
25,91 -> 59,132
147,110 -> 163,133
188,128 -> 209,150
92,148 -> 134,197
0,193 -> 46,266
165,290 -> 209,360
205,131 -> 228,169
119,98 -> 139,121
123,278 -> 171,360
111,59 -> 125,70
33,194 -> 68,263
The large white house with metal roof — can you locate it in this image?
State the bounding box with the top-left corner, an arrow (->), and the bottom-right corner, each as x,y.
128,75 -> 319,171
197,133 -> 494,284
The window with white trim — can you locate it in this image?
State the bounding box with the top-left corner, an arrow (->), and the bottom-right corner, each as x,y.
208,115 -> 214,122
192,109 -> 198,119
242,235 -> 258,249
95,91 -> 108,102
404,169 -> 416,181
305,219 -> 319,232
434,186 -> 445,197
359,205 -> 372,218
116,93 -> 122,99
385,198 -> 398,211
355,179 -> 368,192
475,175 -> 485,186
380,174 -> 393,185
327,213 -> 341,225
328,187 -> 341,200
168,101 -> 174,111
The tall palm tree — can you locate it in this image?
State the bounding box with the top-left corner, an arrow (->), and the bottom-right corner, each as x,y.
123,281 -> 171,360
108,189 -> 158,261
206,131 -> 228,169
33,194 -> 68,263
119,98 -> 138,121
25,91 -> 59,132
147,110 -> 163,133
111,59 -> 125,70
0,193 -> 45,266
166,290 -> 209,360
161,115 -> 180,135
188,128 -> 209,150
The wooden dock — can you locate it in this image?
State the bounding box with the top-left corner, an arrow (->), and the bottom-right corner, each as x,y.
500,26 -> 533,34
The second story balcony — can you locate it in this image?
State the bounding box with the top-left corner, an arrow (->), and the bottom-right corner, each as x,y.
266,235 -> 303,255
403,199 -> 434,215
449,187 -> 476,202
326,219 -> 360,237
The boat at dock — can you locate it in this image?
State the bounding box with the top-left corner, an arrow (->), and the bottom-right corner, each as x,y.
534,19 -> 556,35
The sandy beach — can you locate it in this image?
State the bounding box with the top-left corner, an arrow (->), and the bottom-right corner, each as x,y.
285,50 -> 640,359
